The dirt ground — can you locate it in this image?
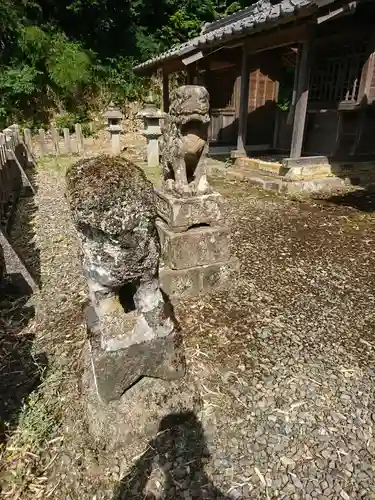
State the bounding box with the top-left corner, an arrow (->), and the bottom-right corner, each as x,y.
1,153 -> 375,499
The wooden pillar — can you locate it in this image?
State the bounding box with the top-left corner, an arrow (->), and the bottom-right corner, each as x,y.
187,63 -> 198,85
287,48 -> 300,126
162,70 -> 170,113
290,39 -> 312,159
235,45 -> 250,156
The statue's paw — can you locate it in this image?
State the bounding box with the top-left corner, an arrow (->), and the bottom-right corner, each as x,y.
165,179 -> 174,192
174,183 -> 191,198
193,175 -> 212,195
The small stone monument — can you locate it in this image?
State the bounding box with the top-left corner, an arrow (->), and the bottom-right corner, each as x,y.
156,85 -> 239,299
137,94 -> 165,167
66,155 -> 199,448
103,103 -> 123,155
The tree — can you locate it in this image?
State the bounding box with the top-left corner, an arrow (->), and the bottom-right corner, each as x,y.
0,0 -> 255,127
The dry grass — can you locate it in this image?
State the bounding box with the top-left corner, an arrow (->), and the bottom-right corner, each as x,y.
0,155 -> 88,499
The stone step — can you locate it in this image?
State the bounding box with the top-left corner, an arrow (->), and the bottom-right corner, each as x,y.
235,156 -> 283,175
226,167 -> 284,192
235,169 -> 284,192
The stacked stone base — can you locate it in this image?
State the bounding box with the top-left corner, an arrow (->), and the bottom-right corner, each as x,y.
86,305 -> 185,404
159,259 -> 240,298
230,156 -> 375,194
82,345 -> 201,450
155,189 -> 239,299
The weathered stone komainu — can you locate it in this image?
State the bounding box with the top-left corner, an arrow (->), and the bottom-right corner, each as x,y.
66,155 -> 185,404
160,85 -> 211,197
156,85 -> 240,300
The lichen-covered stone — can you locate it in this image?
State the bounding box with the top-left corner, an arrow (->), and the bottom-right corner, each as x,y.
66,155 -> 159,288
160,85 -> 211,197
66,155 -> 185,403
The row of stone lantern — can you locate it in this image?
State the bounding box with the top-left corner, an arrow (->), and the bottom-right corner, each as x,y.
103,103 -> 124,156
137,94 -> 165,167
103,97 -> 165,166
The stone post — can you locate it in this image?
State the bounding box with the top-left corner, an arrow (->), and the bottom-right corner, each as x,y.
137,96 -> 165,167
103,103 -> 123,156
156,85 -> 239,300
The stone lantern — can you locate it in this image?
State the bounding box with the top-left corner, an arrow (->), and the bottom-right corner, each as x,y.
137,93 -> 165,168
103,102 -> 123,156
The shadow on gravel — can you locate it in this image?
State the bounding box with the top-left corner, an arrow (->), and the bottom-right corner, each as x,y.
113,411 -> 226,500
316,187 -> 375,212
0,276 -> 47,444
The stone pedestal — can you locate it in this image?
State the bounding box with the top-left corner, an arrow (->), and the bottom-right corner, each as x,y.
82,344 -> 201,450
86,305 -> 185,404
109,125 -> 121,156
155,189 -> 239,300
144,130 -> 161,167
155,189 -> 225,232
103,103 -> 123,156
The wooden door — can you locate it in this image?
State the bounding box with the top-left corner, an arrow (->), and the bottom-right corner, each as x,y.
246,51 -> 282,147
206,66 -> 239,145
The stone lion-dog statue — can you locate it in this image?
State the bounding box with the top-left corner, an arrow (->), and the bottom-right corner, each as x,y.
160,85 -> 211,197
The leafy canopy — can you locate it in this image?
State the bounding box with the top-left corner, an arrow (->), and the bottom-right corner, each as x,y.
0,0 -> 254,127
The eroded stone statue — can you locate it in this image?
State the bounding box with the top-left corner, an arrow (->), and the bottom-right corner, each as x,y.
160,85 -> 211,197
66,155 -> 185,403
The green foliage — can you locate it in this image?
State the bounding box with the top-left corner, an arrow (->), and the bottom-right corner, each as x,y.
98,57 -> 149,101
47,34 -> 92,92
0,65 -> 39,95
20,26 -> 49,63
157,8 -> 203,46
0,0 -> 257,128
55,112 -> 82,133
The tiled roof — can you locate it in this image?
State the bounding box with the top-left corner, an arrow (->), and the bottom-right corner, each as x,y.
134,0 -> 313,71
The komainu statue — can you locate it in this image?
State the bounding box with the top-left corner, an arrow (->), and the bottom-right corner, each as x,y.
160,85 -> 211,197
66,155 -> 185,403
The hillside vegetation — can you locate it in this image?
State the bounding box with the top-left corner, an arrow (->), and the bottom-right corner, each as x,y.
0,0 -> 252,129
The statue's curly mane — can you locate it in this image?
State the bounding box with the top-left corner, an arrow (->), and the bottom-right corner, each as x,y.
169,85 -> 210,126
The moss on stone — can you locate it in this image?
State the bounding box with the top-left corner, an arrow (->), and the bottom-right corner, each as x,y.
66,155 -> 156,240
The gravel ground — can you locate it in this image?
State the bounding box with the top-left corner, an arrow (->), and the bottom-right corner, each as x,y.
175,179 -> 375,500
1,160 -> 375,500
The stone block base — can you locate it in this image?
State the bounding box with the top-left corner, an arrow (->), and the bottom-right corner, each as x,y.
82,345 -> 201,450
205,157 -> 375,194
159,258 -> 240,300
156,219 -> 231,270
235,156 -> 282,175
87,306 -> 185,404
155,189 -> 224,232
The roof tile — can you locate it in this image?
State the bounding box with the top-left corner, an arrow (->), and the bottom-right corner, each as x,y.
134,0 -> 317,71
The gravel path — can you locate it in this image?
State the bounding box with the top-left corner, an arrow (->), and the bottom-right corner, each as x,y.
2,163 -> 375,500
176,180 -> 375,500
